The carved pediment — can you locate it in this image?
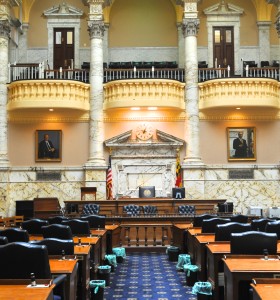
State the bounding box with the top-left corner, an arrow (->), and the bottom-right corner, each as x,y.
204,1 -> 244,16
44,2 -> 83,18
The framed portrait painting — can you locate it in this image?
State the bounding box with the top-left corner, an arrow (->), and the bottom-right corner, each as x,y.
35,130 -> 62,162
227,127 -> 256,161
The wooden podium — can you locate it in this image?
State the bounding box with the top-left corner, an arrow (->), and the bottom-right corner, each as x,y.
81,187 -> 97,200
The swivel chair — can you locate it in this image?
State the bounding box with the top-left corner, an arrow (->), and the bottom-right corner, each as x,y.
215,222 -> 252,241
0,228 -> 29,242
265,220 -> 280,239
42,224 -> 73,240
123,204 -> 141,216
48,216 -> 69,225
193,214 -> 216,227
82,204 -> 100,216
80,215 -> 106,229
178,205 -> 195,215
61,219 -> 91,236
0,236 -> 8,245
143,205 -> 158,215
230,214 -> 248,223
201,217 -> 231,233
22,218 -> 49,235
31,238 -> 74,255
0,242 -> 66,299
251,218 -> 270,232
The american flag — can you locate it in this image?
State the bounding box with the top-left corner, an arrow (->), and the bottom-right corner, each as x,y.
175,154 -> 182,187
106,155 -> 113,200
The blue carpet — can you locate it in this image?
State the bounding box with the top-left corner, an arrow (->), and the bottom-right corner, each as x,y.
104,252 -> 197,300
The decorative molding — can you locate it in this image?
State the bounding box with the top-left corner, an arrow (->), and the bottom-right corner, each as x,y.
0,20 -> 10,39
182,18 -> 200,36
43,3 -> 83,18
88,21 -> 105,39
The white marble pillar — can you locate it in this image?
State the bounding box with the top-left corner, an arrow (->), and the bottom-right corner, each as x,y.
85,0 -> 106,166
0,21 -> 10,166
177,22 -> 185,68
257,21 -> 272,63
182,1 -> 202,165
18,22 -> 29,62
103,23 -> 109,66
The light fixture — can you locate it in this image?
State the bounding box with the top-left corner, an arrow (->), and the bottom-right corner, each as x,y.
236,107 -> 241,110
148,107 -> 157,110
49,108 -> 54,112
131,107 -> 140,110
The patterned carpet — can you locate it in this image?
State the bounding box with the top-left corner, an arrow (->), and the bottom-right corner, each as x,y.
103,252 -> 197,300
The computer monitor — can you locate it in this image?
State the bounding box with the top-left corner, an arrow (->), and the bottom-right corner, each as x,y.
218,202 -> 233,213
139,186 -> 156,198
172,187 -> 185,199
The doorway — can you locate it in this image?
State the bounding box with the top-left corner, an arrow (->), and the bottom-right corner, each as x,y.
213,26 -> 234,76
53,28 -> 74,69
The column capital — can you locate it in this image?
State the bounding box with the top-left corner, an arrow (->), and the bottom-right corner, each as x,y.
276,14 -> 280,36
0,20 -> 10,39
182,18 -> 200,37
88,20 -> 105,39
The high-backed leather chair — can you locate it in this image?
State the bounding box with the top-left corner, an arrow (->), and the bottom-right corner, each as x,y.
0,228 -> 29,242
48,216 -> 69,225
143,205 -> 158,215
22,218 -> 49,235
0,236 -> 8,245
230,214 -> 248,224
123,204 -> 141,216
0,242 -> 66,299
193,214 -> 216,227
215,222 -> 252,241
201,217 -> 231,233
82,204 -> 100,215
31,238 -> 74,255
80,215 -> 106,229
61,219 -> 91,236
251,218 -> 270,232
42,224 -> 73,240
231,231 -> 278,255
178,205 -> 195,215
265,220 -> 280,239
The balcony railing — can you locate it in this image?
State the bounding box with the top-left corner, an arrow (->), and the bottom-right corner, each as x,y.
7,63 -> 280,84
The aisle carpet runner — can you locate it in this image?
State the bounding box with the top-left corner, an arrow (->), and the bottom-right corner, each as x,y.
104,252 -> 197,300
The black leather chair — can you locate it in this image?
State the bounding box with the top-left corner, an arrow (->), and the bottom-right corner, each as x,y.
0,242 -> 66,299
123,204 -> 141,216
261,61 -> 270,67
178,205 -> 195,215
42,224 -> 73,240
215,222 -> 252,241
82,204 -> 100,215
201,217 -> 231,233
61,219 -> 91,236
193,214 -> 216,227
48,216 -> 69,225
265,220 -> 280,239
22,219 -> 49,235
251,218 -> 270,232
143,205 -> 158,215
31,238 -> 74,255
230,214 -> 248,223
0,228 -> 29,242
80,215 -> 106,229
0,236 -> 8,245
230,231 -> 278,255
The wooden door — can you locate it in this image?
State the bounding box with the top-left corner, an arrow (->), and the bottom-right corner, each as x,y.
213,27 -> 234,75
53,28 -> 74,69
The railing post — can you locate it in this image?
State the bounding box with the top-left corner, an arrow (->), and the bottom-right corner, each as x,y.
227,65 -> 230,77
246,64 -> 249,77
7,63 -> 11,83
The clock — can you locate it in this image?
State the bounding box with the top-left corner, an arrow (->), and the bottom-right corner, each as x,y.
136,123 -> 154,140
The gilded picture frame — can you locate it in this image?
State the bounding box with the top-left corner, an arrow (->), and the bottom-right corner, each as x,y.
227,127 -> 256,161
35,130 -> 62,162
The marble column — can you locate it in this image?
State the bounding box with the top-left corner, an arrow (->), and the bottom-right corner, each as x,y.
257,21 -> 272,62
103,22 -> 109,66
182,1 -> 202,165
17,22 -> 29,62
86,1 -> 106,167
177,22 -> 184,68
0,21 -> 10,166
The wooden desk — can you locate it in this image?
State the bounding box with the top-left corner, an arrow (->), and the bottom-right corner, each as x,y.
49,258 -> 78,300
206,241 -> 280,300
172,223 -> 193,251
193,234 -> 215,281
90,229 -> 107,265
185,228 -> 202,260
105,224 -> 121,253
223,256 -> 280,300
74,245 -> 91,300
0,279 -> 55,300
251,278 -> 280,300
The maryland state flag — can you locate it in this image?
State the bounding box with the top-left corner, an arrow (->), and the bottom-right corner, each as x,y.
106,155 -> 113,200
175,154 -> 182,187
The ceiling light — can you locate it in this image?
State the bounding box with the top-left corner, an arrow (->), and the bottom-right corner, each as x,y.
236,107 -> 241,110
148,107 -> 157,110
131,107 -> 140,110
49,108 -> 54,112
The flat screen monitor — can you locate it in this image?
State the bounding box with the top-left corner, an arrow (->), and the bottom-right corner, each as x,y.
218,202 -> 233,213
172,187 -> 185,199
139,186 -> 155,198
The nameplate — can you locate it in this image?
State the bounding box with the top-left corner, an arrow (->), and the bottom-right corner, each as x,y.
36,172 -> 61,181
229,169 -> 254,179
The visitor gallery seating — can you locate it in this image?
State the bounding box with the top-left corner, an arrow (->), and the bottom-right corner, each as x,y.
230,231 -> 278,255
